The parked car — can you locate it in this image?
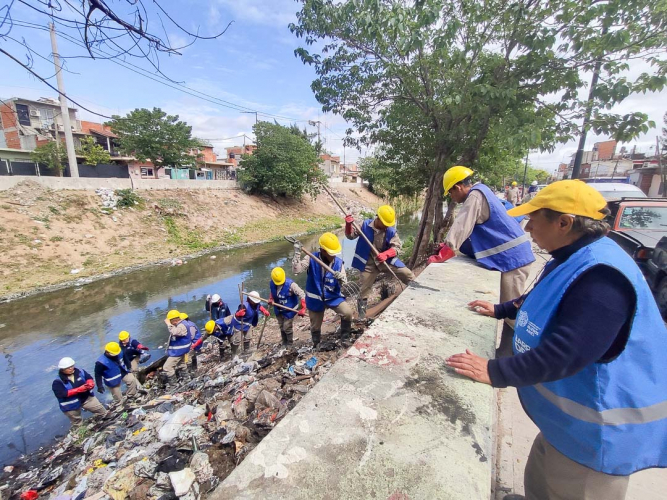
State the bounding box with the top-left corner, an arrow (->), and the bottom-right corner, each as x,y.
644,236 -> 667,317
591,182 -> 647,201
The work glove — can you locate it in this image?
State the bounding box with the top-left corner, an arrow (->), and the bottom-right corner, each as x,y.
66,386 -> 88,397
97,386 -> 105,394
235,308 -> 246,319
191,338 -> 203,350
293,241 -> 302,252
136,343 -> 149,351
259,305 -> 270,317
84,379 -> 95,390
333,271 -> 345,282
427,243 -> 455,264
344,214 -> 354,236
376,248 -> 397,263
267,294 -> 274,306
298,298 -> 306,317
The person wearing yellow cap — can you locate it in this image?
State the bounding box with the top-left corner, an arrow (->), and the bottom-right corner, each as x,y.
507,181 -> 520,205
94,341 -> 138,403
447,180 -> 667,500
268,266 -> 306,346
345,205 -> 415,316
118,330 -> 150,372
431,166 -> 535,356
292,232 -> 353,346
162,309 -> 191,387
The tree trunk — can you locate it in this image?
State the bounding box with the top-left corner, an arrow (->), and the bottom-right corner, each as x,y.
409,172 -> 439,268
436,199 -> 458,243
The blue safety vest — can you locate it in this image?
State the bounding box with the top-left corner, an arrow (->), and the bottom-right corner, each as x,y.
514,237 -> 667,475
500,199 -> 525,223
121,338 -> 142,366
54,368 -> 93,412
459,184 -> 534,272
167,322 -> 192,357
182,319 -> 202,352
270,278 -> 299,319
351,219 -> 406,271
212,318 -> 234,338
231,299 -> 260,332
305,251 -> 345,312
96,354 -> 128,388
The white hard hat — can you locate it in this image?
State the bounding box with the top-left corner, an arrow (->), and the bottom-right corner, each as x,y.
58,357 -> 75,369
247,291 -> 261,304
211,294 -> 221,303
531,180 -> 538,186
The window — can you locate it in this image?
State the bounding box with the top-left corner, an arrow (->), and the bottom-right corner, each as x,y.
140,167 -> 154,178
620,206 -> 667,230
15,104 -> 31,126
40,108 -> 54,128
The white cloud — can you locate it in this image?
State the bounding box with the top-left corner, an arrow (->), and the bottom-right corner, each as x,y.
215,0 -> 298,27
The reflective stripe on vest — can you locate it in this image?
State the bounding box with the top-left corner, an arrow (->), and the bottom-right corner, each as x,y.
305,252 -> 344,312
474,233 -> 530,260
351,219 -> 406,271
55,367 -> 91,412
59,398 -> 80,409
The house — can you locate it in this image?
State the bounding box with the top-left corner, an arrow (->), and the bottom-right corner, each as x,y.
225,144 -> 256,167
556,163 -> 569,181
628,160 -> 662,196
320,153 -> 341,177
592,140 -> 617,161
341,163 -> 360,182
80,121 -> 120,156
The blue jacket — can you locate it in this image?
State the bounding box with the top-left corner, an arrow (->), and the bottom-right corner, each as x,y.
181,319 -> 202,352
95,354 -> 128,388
167,322 -> 192,357
52,368 -> 94,412
231,299 -> 260,332
270,278 -> 299,319
212,318 -> 234,338
121,338 -> 143,366
351,219 -> 406,271
305,251 -> 345,312
500,199 -> 525,223
460,184 -> 534,272
210,302 -> 231,321
514,237 -> 667,475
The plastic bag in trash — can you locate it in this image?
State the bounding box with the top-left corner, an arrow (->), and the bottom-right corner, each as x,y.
158,405 -> 205,442
139,352 -> 151,364
305,357 -> 318,370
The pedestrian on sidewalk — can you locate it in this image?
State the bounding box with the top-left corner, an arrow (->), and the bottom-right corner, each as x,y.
162,309 -> 191,387
268,266 -> 306,347
52,357 -> 106,425
118,330 -> 149,372
429,166 -> 535,356
230,291 -> 269,353
447,180 -> 667,500
94,342 -> 139,403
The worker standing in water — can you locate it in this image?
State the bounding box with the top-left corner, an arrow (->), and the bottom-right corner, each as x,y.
52,357 -> 106,425
230,291 -> 269,353
118,330 -> 149,372
94,342 -> 139,403
162,309 -> 191,387
268,266 -> 306,346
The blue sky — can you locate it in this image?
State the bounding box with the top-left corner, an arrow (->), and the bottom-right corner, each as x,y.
1,0 -> 665,173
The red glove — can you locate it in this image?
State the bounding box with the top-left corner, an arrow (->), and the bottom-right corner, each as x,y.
136,343 -> 149,351
428,244 -> 455,264
191,338 -> 203,350
376,248 -> 397,263
67,385 -> 89,397
259,305 -> 270,317
345,214 -> 354,236
298,298 -> 306,317
84,379 -> 95,390
235,307 -> 246,319
267,294 -> 274,306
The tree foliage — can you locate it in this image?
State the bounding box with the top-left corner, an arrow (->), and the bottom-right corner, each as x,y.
106,108 -> 199,169
238,122 -> 327,198
76,136 -> 111,166
31,141 -> 67,175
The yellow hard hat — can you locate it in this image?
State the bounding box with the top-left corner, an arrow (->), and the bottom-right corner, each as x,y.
271,267 -> 286,285
166,310 -> 180,321
443,166 -> 474,195
105,341 -> 121,356
205,320 -> 216,334
179,312 -> 189,320
508,180 -> 607,221
319,232 -> 342,255
512,181 -> 518,186
118,330 -> 130,341
377,205 -> 396,227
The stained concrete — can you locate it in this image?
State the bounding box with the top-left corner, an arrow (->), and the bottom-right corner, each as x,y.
212,258 -> 499,500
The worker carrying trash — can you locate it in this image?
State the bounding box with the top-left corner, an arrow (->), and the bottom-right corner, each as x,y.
179,312 -> 202,371
162,309 -> 191,388
94,342 -> 139,403
118,330 -> 150,372
268,266 -> 306,346
345,205 -> 414,317
292,232 -> 353,347
205,293 -> 231,320
231,291 -> 269,353
204,318 -> 234,358
52,357 -> 107,425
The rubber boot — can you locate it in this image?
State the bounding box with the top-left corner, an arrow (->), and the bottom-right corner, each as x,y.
218,343 -> 226,360
285,331 -> 294,346
311,330 -> 321,348
243,340 -> 251,352
280,330 -> 288,346
230,343 -> 240,357
190,353 -> 198,372
158,372 -> 169,390
357,298 -> 367,319
340,319 -> 352,346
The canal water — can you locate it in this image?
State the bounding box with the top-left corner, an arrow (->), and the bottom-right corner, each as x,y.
0,213 -> 420,465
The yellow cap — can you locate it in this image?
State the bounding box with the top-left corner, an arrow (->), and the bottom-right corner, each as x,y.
512,181 -> 518,186
105,341 -> 121,356
205,320 -> 216,334
118,330 -> 130,341
443,166 -> 474,195
271,267 -> 286,285
377,205 -> 396,227
319,232 -> 342,255
507,180 -> 607,220
179,312 -> 189,320
166,309 -> 180,321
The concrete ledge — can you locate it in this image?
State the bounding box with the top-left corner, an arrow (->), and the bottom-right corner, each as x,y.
0,176 -> 239,191
212,258 -> 499,500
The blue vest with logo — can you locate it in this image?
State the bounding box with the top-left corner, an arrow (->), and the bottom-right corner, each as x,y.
351,219 -> 406,271
500,199 -> 525,223
305,251 -> 345,312
270,278 -> 299,319
212,318 -> 234,338
54,368 -> 93,412
121,338 -> 142,366
514,237 -> 667,475
96,354 -> 128,388
460,184 -> 534,272
167,322 -> 192,357
231,299 -> 260,332
182,319 -> 202,352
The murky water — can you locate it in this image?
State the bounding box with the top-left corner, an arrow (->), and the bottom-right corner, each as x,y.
0,213 -> 420,465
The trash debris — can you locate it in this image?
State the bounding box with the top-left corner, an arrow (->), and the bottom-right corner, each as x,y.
158,405 -> 205,442
169,468 -> 196,496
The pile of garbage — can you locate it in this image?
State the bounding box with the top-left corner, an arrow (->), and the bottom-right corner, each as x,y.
95,188 -> 119,209
1,338 -> 347,500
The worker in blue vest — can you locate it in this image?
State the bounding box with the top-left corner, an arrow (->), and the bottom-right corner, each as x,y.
118,330 -> 150,372
231,291 -> 270,353
204,318 -> 234,358
268,266 -> 306,346
52,357 -> 107,425
345,205 -> 414,318
179,312 -> 202,371
94,342 -> 139,403
292,232 -> 353,347
205,294 -> 231,320
447,180 -> 667,500
430,166 -> 535,357
162,309 -> 191,387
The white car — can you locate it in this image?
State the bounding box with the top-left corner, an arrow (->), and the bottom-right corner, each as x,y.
589,183 -> 647,201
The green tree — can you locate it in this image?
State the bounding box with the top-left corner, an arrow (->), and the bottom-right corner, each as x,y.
106,108 -> 199,170
76,136 -> 111,165
31,141 -> 67,176
239,122 -> 327,198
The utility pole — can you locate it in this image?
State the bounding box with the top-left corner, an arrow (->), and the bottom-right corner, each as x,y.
521,152 -> 529,200
658,135 -> 666,198
242,111 -> 258,124
308,120 -> 321,151
50,23 -> 78,177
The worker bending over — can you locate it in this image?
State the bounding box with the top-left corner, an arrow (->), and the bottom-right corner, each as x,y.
204,318 -> 234,358
345,205 -> 414,316
162,309 -> 191,387
268,266 -> 306,346
52,357 -> 106,425
292,232 -> 353,347
231,291 -> 269,353
180,312 -> 202,371
95,342 -> 139,403
118,330 -> 149,372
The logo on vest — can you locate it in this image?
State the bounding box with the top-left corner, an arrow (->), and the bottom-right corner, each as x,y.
517,310 -> 529,328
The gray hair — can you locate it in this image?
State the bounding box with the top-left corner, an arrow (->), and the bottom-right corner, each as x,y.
541,208 -> 610,238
